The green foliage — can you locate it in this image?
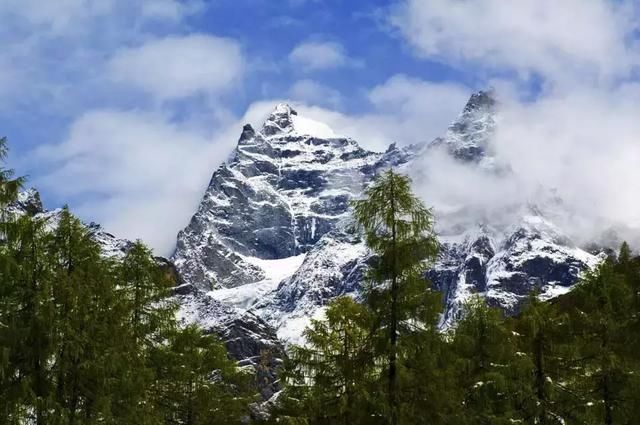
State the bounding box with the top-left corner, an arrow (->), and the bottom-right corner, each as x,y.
353,170 -> 440,425
273,168 -> 640,425
511,294 -> 574,424
449,298 -> 521,425
0,139 -> 253,424
152,326 -> 253,425
278,297 -> 379,425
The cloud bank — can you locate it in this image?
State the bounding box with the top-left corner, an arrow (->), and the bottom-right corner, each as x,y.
108,34 -> 245,101
391,0 -> 640,245
7,0 -> 640,256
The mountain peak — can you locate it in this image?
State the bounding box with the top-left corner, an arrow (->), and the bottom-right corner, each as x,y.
12,188 -> 44,216
272,102 -> 298,116
260,102 -> 338,139
261,103 -> 298,136
463,88 -> 496,113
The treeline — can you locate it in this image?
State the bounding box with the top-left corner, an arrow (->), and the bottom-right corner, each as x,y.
3,137 -> 640,425
269,171 -> 640,425
0,139 -> 253,424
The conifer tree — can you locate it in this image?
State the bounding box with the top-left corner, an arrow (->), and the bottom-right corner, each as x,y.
451,298 -> 519,424
0,137 -> 24,219
279,297 -> 379,425
121,242 -> 177,346
48,209 -> 119,423
152,325 -> 252,425
0,137 -> 36,424
512,295 -> 572,424
567,255 -> 634,424
352,169 -> 439,425
113,241 -> 178,423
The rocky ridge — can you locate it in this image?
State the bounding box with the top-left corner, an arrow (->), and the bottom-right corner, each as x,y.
172,91 -> 602,349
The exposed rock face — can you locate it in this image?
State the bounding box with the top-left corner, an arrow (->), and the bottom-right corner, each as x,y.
432,215 -> 599,328
9,188 -> 134,259
11,188 -> 44,216
172,92 -> 603,354
173,104 -> 406,294
430,89 -> 497,165
221,312 -> 285,401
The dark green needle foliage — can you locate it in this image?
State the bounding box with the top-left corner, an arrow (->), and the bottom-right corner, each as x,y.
352,169 -> 440,425
271,168 -> 640,425
275,297 -> 379,425
0,138 -> 253,424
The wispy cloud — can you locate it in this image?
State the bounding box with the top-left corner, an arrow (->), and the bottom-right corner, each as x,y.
32,108 -> 242,254
288,79 -> 343,108
108,34 -> 245,101
390,0 -> 639,85
390,0 -> 640,242
289,41 -> 357,71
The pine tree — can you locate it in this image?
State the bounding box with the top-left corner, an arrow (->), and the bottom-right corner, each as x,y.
152,325 -> 253,425
567,256 -> 634,424
114,241 -> 178,423
352,169 -> 439,425
279,297 -> 379,425
0,138 -> 36,424
512,294 -> 573,424
451,298 -> 519,425
398,307 -> 456,425
121,242 -> 177,346
0,137 -> 24,221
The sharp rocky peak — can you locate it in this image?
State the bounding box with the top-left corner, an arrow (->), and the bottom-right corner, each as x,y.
171,87 -> 605,353
463,88 -> 497,113
428,88 -> 498,165
13,188 -> 44,216
261,103 -> 298,136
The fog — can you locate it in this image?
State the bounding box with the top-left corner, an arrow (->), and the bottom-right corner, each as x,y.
409,87 -> 640,250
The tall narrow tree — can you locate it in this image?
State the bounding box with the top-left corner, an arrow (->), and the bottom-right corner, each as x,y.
279,296 -> 379,425
567,256 -> 634,424
353,169 -> 439,425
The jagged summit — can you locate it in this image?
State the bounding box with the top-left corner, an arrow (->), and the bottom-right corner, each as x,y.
430,89 -> 498,165
257,102 -> 338,139
463,89 -> 496,113
172,88 -> 602,347
11,187 -> 44,216
261,103 -> 298,136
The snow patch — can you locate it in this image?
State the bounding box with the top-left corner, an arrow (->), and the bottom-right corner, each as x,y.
291,114 -> 339,139
208,254 -> 306,312
277,306 -> 328,346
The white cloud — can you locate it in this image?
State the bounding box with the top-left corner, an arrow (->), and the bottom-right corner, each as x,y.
391,0 -> 639,84
302,75 -> 470,151
140,0 -> 203,22
108,34 -> 245,100
388,0 -> 640,243
32,109 -> 242,255
406,86 -> 640,247
289,41 -> 351,71
493,88 -> 640,235
252,74 -> 470,152
288,79 -> 343,107
0,0 -> 116,34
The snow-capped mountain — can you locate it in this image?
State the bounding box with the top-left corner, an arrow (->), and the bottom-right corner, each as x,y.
9,189 -> 134,258
172,90 -> 602,346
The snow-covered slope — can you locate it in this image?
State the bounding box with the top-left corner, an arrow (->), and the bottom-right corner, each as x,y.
9,189 -> 134,258
173,103 -> 385,293
172,93 -> 602,347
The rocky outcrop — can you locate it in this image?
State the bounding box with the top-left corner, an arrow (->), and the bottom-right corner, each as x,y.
172,92 -> 603,351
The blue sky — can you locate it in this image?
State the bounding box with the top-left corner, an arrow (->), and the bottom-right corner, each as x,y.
1,0 -> 639,254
